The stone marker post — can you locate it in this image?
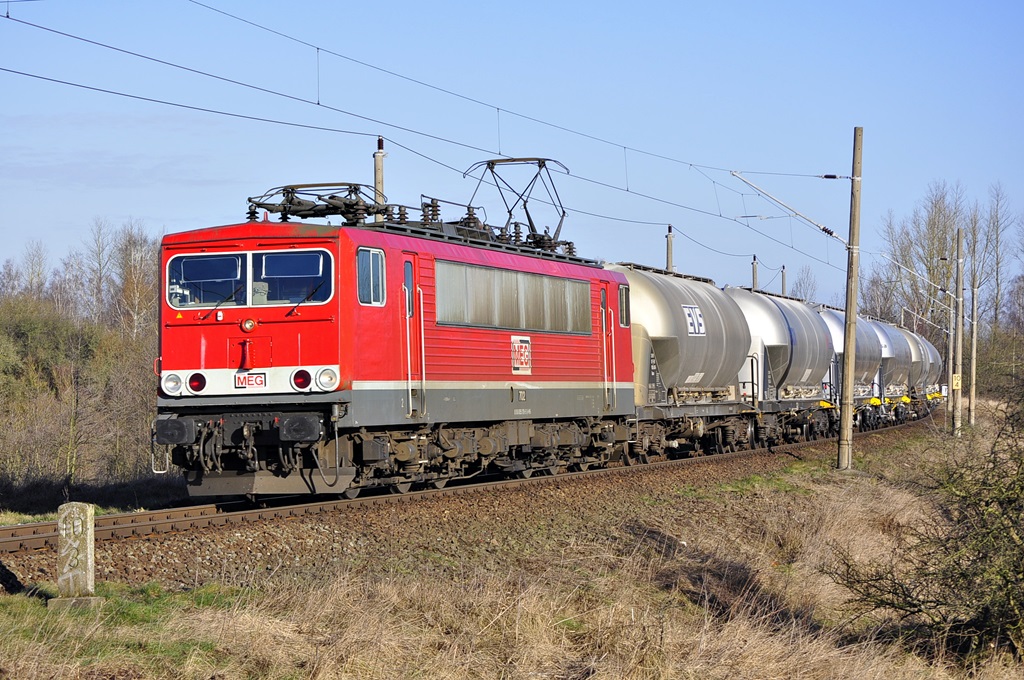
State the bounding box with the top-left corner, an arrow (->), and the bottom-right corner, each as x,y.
48,502 -> 103,609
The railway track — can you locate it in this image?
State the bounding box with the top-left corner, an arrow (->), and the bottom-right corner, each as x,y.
0,419 -> 929,556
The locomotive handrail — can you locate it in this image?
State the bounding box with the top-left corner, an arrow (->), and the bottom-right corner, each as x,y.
601,297 -> 609,410
608,306 -> 617,410
746,353 -> 760,410
403,282 -> 414,418
150,436 -> 169,475
418,286 -> 426,417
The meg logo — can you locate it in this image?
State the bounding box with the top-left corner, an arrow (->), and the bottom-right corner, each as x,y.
235,372 -> 267,389
511,335 -> 532,375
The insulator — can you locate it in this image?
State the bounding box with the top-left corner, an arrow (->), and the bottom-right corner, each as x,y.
246,204 -> 258,222
398,206 -> 408,224
352,198 -> 367,224
383,205 -> 394,222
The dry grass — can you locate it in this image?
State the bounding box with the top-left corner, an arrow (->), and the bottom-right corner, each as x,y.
2,413 -> 1021,678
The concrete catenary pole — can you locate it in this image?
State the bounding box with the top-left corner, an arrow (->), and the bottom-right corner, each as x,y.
946,301 -> 954,418
970,284 -> 978,426
953,227 -> 964,436
837,127 -> 863,471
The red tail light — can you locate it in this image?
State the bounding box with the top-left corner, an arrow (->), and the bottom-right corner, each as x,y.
292,369 -> 312,390
188,373 -> 207,392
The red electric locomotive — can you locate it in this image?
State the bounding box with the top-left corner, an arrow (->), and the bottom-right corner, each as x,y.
153,160 -> 636,497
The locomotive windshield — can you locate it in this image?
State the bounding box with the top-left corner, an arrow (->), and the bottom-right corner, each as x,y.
168,254 -> 246,307
253,251 -> 331,306
167,249 -> 333,308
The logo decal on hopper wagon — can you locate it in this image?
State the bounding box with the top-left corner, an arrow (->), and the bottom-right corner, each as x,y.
511,336 -> 532,375
235,372 -> 267,389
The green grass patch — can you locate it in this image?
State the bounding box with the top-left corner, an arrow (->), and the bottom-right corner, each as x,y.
0,504 -> 153,527
0,580 -> 242,676
718,472 -> 807,495
555,615 -> 586,632
781,458 -> 828,476
672,484 -> 710,500
0,510 -> 57,525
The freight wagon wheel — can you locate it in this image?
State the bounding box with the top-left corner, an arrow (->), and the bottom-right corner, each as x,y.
514,468 -> 534,479
342,487 -> 361,499
390,481 -> 414,494
712,430 -> 727,455
431,478 -> 448,490
542,464 -> 567,476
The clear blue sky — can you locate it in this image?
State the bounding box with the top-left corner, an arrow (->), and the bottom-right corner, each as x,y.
2,0 -> 1021,303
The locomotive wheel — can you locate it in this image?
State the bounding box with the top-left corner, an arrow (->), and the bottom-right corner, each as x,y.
515,469 -> 534,479
431,478 -> 449,489
342,487 -> 361,499
390,481 -> 413,494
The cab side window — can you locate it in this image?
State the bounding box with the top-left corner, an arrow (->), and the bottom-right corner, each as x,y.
357,248 -> 386,306
618,284 -> 630,327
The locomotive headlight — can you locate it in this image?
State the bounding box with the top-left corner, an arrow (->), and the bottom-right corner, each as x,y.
240,318 -> 257,333
316,367 -> 338,390
163,373 -> 183,394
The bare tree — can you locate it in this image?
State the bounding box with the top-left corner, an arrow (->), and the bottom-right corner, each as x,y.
859,255 -> 902,324
987,183 -> 1015,330
0,259 -> 23,300
789,265 -> 818,302
83,218 -> 115,321
880,183 -> 965,350
112,220 -> 159,340
22,240 -> 49,300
